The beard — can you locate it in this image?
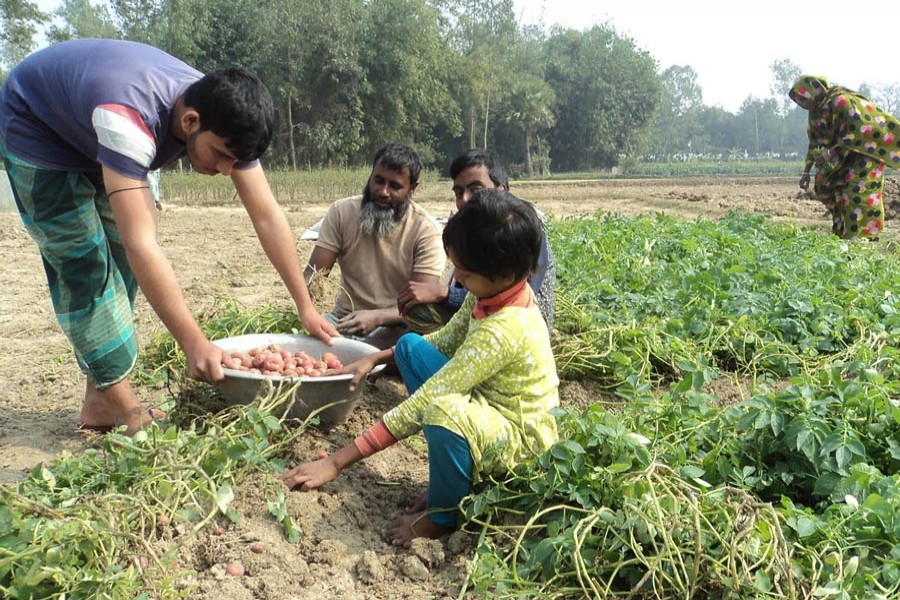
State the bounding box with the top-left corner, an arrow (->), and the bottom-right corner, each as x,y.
359,186 -> 411,237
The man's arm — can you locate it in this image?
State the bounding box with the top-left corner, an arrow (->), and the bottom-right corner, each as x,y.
396,218 -> 451,315
396,279 -> 451,316
103,167 -> 226,382
231,165 -> 338,343
340,272 -> 440,335
305,245 -> 338,283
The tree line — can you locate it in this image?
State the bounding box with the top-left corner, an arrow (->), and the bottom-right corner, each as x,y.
2,0 -> 899,175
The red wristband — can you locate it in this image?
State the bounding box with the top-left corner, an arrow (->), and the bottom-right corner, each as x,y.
353,420 -> 398,457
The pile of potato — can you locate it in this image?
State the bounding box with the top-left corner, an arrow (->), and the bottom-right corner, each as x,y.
222,344 -> 342,378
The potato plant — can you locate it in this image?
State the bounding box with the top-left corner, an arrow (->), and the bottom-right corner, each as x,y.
457,211 -> 900,598
0,388 -> 304,599
11,209 -> 900,599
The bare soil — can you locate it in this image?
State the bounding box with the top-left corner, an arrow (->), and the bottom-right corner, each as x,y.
0,175 -> 891,598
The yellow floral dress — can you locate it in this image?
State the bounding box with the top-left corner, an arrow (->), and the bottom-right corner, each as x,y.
382,293 -> 559,482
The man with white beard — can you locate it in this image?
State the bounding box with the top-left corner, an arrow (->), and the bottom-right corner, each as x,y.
304,143 -> 445,349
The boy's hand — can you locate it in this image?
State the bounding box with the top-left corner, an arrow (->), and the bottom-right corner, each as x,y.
184,339 -> 227,383
301,310 -> 339,344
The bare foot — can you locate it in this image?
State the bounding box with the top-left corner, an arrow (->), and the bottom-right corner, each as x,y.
384,511 -> 451,548
78,379 -> 165,436
403,493 -> 427,514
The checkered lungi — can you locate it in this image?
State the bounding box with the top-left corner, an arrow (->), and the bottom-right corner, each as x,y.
1,140 -> 138,388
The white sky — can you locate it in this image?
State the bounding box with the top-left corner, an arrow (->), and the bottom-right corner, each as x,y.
515,0 -> 900,112
32,0 -> 900,114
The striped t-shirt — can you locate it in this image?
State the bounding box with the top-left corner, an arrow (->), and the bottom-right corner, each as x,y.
0,39 -> 201,180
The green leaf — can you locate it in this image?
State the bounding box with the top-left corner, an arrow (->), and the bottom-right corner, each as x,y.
679,465 -> 705,479
216,483 -> 235,514
788,515 -> 819,538
263,414 -> 283,432
862,493 -> 893,519
812,586 -> 843,597
835,446 -> 851,471
607,462 -> 632,474
558,440 -> 586,455
282,515 -> 300,543
532,539 -> 556,564
820,432 -> 843,456
769,412 -> 784,436
225,508 -> 241,524
39,466 -> 56,489
813,473 -> 841,497
754,570 -> 772,592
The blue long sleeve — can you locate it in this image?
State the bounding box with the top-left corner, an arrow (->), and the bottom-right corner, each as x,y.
528,231 -> 550,294
444,278 -> 468,311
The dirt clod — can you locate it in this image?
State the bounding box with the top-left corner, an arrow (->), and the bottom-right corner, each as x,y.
398,555 -> 430,581
446,531 -> 471,555
356,550 -> 385,584
409,538 -> 445,568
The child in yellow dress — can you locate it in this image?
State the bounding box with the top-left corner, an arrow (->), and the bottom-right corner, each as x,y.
281,188 -> 559,546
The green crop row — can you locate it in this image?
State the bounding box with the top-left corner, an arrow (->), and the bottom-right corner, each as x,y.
461,211 -> 900,598
551,212 -> 900,386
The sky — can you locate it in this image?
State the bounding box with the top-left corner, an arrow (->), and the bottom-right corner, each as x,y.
515,0 -> 900,112
31,0 -> 900,114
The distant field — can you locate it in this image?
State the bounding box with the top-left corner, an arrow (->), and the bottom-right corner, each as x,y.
4,161 -> 892,213
158,161 -> 809,207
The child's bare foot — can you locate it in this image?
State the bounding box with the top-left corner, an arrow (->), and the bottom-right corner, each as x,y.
403,493 -> 427,514
384,511 -> 451,548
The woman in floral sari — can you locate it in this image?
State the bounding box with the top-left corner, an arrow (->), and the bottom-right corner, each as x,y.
790,75 -> 900,240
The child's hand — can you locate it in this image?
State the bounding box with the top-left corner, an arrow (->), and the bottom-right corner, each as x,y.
280,455 -> 340,491
330,356 -> 377,391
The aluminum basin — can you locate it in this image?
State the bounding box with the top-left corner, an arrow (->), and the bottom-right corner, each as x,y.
211,333 -> 384,430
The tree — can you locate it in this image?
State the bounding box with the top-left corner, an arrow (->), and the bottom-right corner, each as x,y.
502,74 -> 555,176
693,106 -> 740,156
769,58 -> 802,117
544,24 -> 661,170
0,0 -> 47,74
736,96 -> 781,155
47,0 -> 120,43
649,65 -> 703,159
99,0 -> 210,67
357,0 -> 462,163
257,0 -> 367,168
437,0 -> 520,151
768,58 -> 803,154
871,82 -> 900,118
109,0 -> 163,44
662,65 -> 703,117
